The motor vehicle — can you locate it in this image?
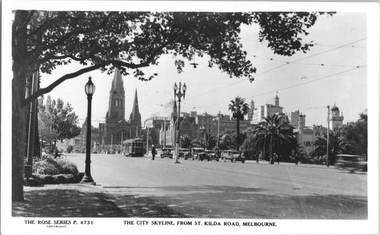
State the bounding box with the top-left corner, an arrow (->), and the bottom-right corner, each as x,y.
160,148 -> 173,159
204,150 -> 220,161
335,154 -> 367,172
178,148 -> 191,160
198,150 -> 211,161
190,147 -> 205,160
221,150 -> 245,163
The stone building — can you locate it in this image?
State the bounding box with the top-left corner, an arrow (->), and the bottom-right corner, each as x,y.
99,68 -> 142,147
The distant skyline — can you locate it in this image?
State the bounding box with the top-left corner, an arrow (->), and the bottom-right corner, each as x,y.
38,11 -> 368,129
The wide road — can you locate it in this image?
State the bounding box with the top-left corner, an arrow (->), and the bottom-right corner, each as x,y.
67,153 -> 367,219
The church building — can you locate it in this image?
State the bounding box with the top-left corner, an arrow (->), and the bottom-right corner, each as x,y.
99,68 -> 142,146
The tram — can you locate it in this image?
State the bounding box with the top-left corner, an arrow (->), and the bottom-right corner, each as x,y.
122,138 -> 145,157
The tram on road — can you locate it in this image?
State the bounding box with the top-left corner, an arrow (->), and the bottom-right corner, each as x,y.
122,138 -> 145,157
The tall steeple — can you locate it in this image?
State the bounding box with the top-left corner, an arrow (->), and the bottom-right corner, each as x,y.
129,89 -> 141,137
129,89 -> 141,121
107,68 -> 125,121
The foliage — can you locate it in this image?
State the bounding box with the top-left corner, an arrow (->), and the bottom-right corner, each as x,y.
12,10 -> 334,201
180,134 -> 192,148
228,96 -> 250,151
252,114 -> 297,164
31,157 -> 79,176
311,131 -> 353,165
38,95 -> 81,149
340,111 -> 367,156
194,132 -> 218,150
240,127 -> 259,160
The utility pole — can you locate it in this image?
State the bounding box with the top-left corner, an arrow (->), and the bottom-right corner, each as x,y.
111,134 -> 113,153
327,105 -> 330,167
217,111 -> 220,149
120,131 -> 123,154
163,119 -> 166,148
146,126 -> 149,155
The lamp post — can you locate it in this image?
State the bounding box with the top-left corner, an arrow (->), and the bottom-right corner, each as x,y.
173,82 -> 187,163
199,125 -> 205,147
81,76 -> 96,184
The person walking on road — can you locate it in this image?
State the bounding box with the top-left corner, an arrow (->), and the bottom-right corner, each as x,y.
151,145 -> 157,160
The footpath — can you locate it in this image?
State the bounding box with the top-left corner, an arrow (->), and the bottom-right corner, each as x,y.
12,183 -> 185,218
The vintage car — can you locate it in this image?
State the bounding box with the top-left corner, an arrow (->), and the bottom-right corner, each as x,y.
221,150 -> 245,163
335,154 -> 367,172
179,148 -> 191,160
204,150 -> 220,161
160,148 -> 173,159
190,147 -> 205,160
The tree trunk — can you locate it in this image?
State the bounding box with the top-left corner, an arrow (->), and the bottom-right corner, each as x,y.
12,76 -> 27,202
12,10 -> 33,202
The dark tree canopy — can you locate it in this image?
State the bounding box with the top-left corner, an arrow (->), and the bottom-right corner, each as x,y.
13,11 -> 335,105
340,111 -> 368,156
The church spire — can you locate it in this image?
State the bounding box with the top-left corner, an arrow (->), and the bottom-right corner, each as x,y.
129,89 -> 141,137
130,89 -> 140,120
107,68 -> 125,120
111,68 -> 124,93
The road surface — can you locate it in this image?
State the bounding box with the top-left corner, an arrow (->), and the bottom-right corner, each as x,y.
67,153 -> 367,219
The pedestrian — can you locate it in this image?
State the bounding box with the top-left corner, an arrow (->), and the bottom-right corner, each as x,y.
151,145 -> 157,160
275,153 -> 280,164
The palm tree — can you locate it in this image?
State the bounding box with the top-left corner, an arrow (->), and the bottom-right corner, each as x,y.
228,96 -> 249,151
312,131 -> 352,165
252,114 -> 296,164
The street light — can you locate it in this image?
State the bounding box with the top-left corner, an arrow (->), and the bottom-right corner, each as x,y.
199,125 -> 205,147
81,76 -> 96,184
173,82 -> 187,163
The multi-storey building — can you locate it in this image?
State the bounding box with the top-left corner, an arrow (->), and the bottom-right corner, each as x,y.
251,94 -> 284,124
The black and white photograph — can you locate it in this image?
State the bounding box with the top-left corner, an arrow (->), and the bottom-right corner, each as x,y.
1,1 -> 379,235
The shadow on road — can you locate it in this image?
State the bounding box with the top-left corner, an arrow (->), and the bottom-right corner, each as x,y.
13,186 -> 126,217
12,184 -> 367,219
106,185 -> 368,219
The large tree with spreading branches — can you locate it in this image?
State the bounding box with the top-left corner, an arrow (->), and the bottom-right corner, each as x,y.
12,11 -> 334,201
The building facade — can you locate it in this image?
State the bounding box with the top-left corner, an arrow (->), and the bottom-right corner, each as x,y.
100,68 -> 142,147
251,94 -> 284,124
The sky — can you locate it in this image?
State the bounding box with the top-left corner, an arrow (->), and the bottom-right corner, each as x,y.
38,11 -> 368,129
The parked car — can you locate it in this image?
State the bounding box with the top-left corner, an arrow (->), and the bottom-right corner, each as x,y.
204,150 -> 220,161
198,150 -> 211,161
160,148 -> 173,159
191,147 -> 205,160
179,148 -> 191,160
335,154 -> 367,172
221,150 -> 245,163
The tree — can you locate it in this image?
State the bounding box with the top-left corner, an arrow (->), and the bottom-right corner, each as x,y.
252,114 -> 296,164
312,131 -> 353,165
241,127 -> 260,161
228,96 -> 249,151
38,96 -> 81,152
180,134 -> 192,148
340,110 -> 367,157
12,10 -> 334,201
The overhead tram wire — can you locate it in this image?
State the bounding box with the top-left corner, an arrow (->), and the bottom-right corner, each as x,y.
185,37 -> 367,101
196,65 -> 366,109
249,54 -> 365,68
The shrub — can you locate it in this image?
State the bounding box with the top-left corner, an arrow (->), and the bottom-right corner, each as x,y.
25,157 -> 80,185
32,157 -> 78,175
32,173 -> 79,184
33,160 -> 61,175
57,160 -> 79,176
